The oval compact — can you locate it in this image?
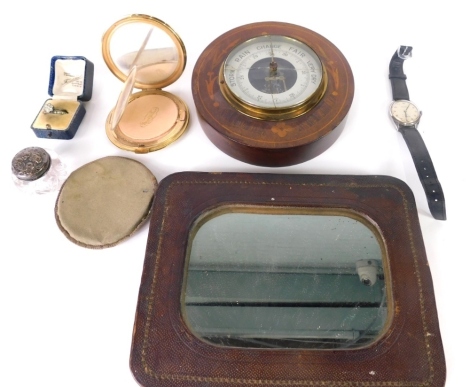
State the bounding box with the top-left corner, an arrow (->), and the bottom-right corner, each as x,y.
55,156 -> 158,248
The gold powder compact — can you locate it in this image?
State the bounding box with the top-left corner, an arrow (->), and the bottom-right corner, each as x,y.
102,14 -> 190,154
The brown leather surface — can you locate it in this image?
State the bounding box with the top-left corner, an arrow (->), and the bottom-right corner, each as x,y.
131,172 -> 445,386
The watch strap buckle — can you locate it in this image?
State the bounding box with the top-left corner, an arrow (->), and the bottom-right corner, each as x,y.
397,46 -> 413,60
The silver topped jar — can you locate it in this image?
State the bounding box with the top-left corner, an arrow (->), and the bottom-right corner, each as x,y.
11,147 -> 67,194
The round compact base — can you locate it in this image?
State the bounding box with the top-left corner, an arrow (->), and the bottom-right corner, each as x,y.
55,156 -> 157,249
106,89 -> 189,154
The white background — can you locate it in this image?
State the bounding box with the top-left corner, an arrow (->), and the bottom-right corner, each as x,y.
0,1 -> 466,386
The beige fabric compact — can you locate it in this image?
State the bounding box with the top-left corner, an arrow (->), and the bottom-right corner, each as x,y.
55,156 -> 157,248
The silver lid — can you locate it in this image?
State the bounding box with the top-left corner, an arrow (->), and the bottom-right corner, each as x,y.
11,147 -> 51,181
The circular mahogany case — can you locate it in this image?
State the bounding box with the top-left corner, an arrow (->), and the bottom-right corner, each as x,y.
192,22 -> 355,167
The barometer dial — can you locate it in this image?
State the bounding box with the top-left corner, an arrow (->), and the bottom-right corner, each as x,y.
221,35 -> 326,119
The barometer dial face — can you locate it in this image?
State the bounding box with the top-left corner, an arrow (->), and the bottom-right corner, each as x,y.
222,35 -> 325,112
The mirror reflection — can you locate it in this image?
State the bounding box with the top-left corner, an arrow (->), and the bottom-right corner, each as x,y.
109,22 -> 179,85
183,209 -> 388,349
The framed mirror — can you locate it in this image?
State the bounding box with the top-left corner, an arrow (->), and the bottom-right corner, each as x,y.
184,209 -> 388,350
131,172 -> 445,386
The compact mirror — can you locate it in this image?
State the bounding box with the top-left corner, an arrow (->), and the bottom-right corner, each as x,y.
184,210 -> 387,349
102,14 -> 189,153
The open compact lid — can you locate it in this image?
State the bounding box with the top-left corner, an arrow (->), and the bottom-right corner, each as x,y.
102,14 -> 186,90
102,14 -> 190,153
110,65 -> 138,130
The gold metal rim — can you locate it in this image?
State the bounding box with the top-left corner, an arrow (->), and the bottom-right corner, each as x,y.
105,89 -> 190,154
218,45 -> 328,121
102,14 -> 187,90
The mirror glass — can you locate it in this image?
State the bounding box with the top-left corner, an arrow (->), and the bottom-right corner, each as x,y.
183,209 -> 388,349
109,22 -> 180,85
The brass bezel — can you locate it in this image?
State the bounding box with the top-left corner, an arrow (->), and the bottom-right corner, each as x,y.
219,36 -> 328,121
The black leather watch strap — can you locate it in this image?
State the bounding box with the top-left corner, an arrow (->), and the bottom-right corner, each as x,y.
389,46 -> 412,101
399,126 -> 446,220
389,45 -> 446,220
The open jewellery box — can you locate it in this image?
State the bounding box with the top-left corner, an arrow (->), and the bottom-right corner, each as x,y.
130,171 -> 446,387
31,55 -> 94,139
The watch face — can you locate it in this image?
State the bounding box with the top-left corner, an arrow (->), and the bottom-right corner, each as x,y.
390,100 -> 421,126
222,34 -> 326,114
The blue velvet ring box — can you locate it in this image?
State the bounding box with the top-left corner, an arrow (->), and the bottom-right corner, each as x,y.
31,56 -> 94,139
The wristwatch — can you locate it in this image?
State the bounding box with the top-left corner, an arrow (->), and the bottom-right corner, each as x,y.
389,46 -> 446,220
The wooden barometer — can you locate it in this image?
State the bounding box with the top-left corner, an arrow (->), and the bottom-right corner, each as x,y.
192,21 -> 354,166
